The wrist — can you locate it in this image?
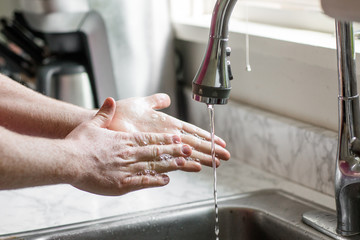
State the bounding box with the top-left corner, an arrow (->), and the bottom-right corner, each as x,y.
52,139 -> 83,185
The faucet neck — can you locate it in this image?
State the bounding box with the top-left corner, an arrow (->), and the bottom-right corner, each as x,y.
337,21 -> 358,99
209,0 -> 238,39
335,20 -> 360,236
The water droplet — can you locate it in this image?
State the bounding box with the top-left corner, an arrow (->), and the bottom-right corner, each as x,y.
159,154 -> 172,161
151,113 -> 159,119
161,116 -> 166,122
193,133 -> 206,141
136,169 -> 157,176
215,225 -> 220,235
185,157 -> 200,163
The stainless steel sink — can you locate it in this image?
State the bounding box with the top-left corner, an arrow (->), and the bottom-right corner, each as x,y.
0,190 -> 333,240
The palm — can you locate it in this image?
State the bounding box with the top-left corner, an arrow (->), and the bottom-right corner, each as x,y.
108,94 -> 181,133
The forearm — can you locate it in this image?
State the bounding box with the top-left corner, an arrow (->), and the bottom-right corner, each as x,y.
0,126 -> 75,189
0,74 -> 95,138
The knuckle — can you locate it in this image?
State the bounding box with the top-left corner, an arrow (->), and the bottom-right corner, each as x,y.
96,111 -> 108,119
134,133 -> 150,146
118,149 -> 133,159
148,133 -> 156,144
152,146 -> 161,158
120,177 -> 132,186
165,134 -> 174,144
141,176 -> 151,185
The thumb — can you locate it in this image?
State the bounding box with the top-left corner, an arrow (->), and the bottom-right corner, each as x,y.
91,97 -> 116,128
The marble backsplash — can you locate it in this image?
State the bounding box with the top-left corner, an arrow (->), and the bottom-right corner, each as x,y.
184,91 -> 338,196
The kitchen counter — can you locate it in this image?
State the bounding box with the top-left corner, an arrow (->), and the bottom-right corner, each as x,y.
0,156 -> 334,236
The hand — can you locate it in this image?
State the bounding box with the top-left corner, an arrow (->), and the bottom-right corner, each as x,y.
108,94 -> 231,167
65,98 -> 201,196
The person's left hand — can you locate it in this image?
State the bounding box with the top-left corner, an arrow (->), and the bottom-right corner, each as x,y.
108,94 -> 230,167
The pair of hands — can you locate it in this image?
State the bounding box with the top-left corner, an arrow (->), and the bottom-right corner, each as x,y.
66,94 -> 230,196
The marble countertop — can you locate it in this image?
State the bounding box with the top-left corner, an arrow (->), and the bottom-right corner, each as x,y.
0,156 -> 335,236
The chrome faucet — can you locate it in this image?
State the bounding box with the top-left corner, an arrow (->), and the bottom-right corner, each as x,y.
192,0 -> 237,105
334,21 -> 360,237
197,0 -> 360,237
303,21 -> 360,238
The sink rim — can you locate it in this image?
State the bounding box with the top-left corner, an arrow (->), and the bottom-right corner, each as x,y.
0,189 -> 335,240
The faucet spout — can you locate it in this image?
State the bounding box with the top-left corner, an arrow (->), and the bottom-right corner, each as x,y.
335,20 -> 360,236
192,0 -> 237,105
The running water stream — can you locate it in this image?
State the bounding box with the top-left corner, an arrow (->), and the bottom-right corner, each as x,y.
207,104 -> 219,240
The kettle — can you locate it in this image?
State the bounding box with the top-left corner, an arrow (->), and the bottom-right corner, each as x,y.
37,61 -> 95,109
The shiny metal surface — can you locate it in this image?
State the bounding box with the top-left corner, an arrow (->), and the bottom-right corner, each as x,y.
50,72 -> 94,109
303,22 -> 360,238
332,21 -> 360,236
18,0 -> 89,33
303,211 -> 359,240
192,0 -> 237,105
0,190 -> 332,240
18,0 -> 90,14
37,61 -> 95,109
321,0 -> 360,22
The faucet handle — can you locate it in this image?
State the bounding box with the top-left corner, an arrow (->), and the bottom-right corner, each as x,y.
227,60 -> 233,81
226,47 -> 231,57
351,137 -> 360,156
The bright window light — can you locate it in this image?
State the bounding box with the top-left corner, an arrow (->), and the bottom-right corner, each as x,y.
170,0 -> 336,34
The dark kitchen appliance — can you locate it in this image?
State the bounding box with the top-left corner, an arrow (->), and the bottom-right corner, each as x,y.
16,0 -> 118,108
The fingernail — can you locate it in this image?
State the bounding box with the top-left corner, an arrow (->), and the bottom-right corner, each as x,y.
103,97 -> 114,108
216,159 -> 221,167
172,135 -> 181,144
162,174 -> 170,184
182,145 -> 192,156
175,158 -> 185,166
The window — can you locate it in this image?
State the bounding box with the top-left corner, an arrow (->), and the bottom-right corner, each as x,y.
169,0 -> 345,131
170,0 -> 336,34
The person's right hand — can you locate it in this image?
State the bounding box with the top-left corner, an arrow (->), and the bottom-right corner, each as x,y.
65,98 -> 201,196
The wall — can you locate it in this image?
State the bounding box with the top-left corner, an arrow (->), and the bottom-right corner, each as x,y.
173,21 -> 347,196
0,1 -> 18,17
174,20 -> 360,132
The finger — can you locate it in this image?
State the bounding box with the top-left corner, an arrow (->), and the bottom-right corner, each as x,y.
190,150 -> 221,168
181,134 -> 230,161
132,132 -> 181,146
132,157 -> 202,173
91,97 -> 116,128
122,173 -> 170,190
134,144 -> 192,160
181,123 -> 227,148
144,93 -> 171,110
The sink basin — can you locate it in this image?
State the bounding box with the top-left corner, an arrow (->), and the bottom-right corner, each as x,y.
0,190 -> 333,240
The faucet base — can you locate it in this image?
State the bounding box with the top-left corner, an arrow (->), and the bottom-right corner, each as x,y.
302,210 -> 359,239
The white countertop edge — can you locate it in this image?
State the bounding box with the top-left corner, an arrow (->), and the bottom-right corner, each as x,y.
0,159 -> 334,236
